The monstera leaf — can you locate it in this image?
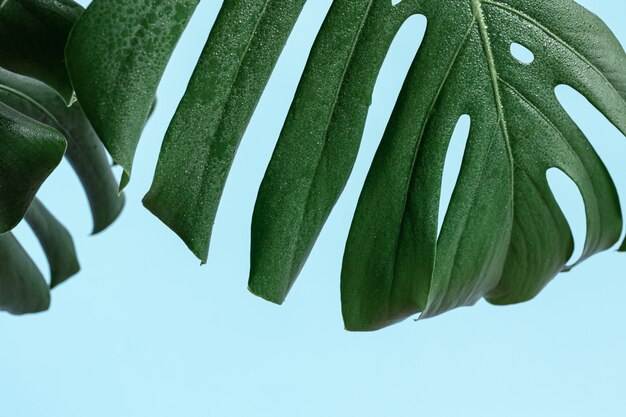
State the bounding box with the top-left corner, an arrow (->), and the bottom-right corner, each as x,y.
0,69 -> 125,313
65,0 -> 625,330
0,0 -> 126,314
0,69 -> 125,234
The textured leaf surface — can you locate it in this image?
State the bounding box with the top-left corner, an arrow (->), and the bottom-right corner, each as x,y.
65,0 -> 200,189
0,101 -> 66,233
340,0 -> 625,330
0,0 -> 83,103
25,198 -> 79,288
249,0 -> 418,303
144,0 -> 306,262
59,0 -> 625,329
0,232 -> 50,314
0,69 -> 125,233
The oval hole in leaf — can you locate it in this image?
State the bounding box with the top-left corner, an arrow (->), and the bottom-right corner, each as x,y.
510,42 -> 535,64
546,168 -> 587,266
438,114 -> 471,236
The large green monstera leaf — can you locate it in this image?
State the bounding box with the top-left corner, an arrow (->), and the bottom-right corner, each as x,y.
341,0 -> 626,330
64,0 -> 625,330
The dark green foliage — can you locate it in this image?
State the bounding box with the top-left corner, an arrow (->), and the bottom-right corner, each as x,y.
64,0 -> 626,330
1,0 -> 624,327
65,0 -> 200,189
0,101 -> 66,233
144,0 -> 307,263
0,0 -> 83,103
25,198 -> 79,288
0,231 -> 50,314
342,0 -> 625,330
250,1 -> 418,304
0,69 -> 125,234
0,0 -> 122,314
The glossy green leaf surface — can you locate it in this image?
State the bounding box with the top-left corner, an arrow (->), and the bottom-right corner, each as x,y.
25,198 -> 79,288
65,0 -> 200,189
249,0 -> 417,304
0,101 -> 66,233
144,0 -> 306,263
0,68 -> 124,234
176,0 -> 626,327
0,232 -> 50,314
0,0 -> 83,103
340,0 -> 625,330
57,0 -> 625,329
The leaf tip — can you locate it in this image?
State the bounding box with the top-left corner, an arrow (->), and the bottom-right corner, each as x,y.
50,262 -> 81,289
142,193 -> 210,265
118,171 -> 131,193
90,192 -> 126,236
247,282 -> 286,306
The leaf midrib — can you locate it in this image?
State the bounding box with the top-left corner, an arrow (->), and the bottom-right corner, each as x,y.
471,0 -> 515,174
394,0 -> 517,313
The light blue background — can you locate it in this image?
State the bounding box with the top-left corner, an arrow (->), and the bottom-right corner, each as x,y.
2,1 -> 625,416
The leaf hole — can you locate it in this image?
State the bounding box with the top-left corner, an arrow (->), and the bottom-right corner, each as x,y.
510,42 -> 535,64
546,168 -> 587,266
438,114 -> 471,236
391,0 -> 401,5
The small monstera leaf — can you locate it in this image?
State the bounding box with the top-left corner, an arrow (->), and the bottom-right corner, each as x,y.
0,68 -> 124,313
0,68 -> 125,234
0,0 -> 83,104
0,0 -> 124,314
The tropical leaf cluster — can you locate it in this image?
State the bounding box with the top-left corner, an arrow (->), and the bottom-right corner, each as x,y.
0,0 -> 125,314
1,0 -> 625,330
